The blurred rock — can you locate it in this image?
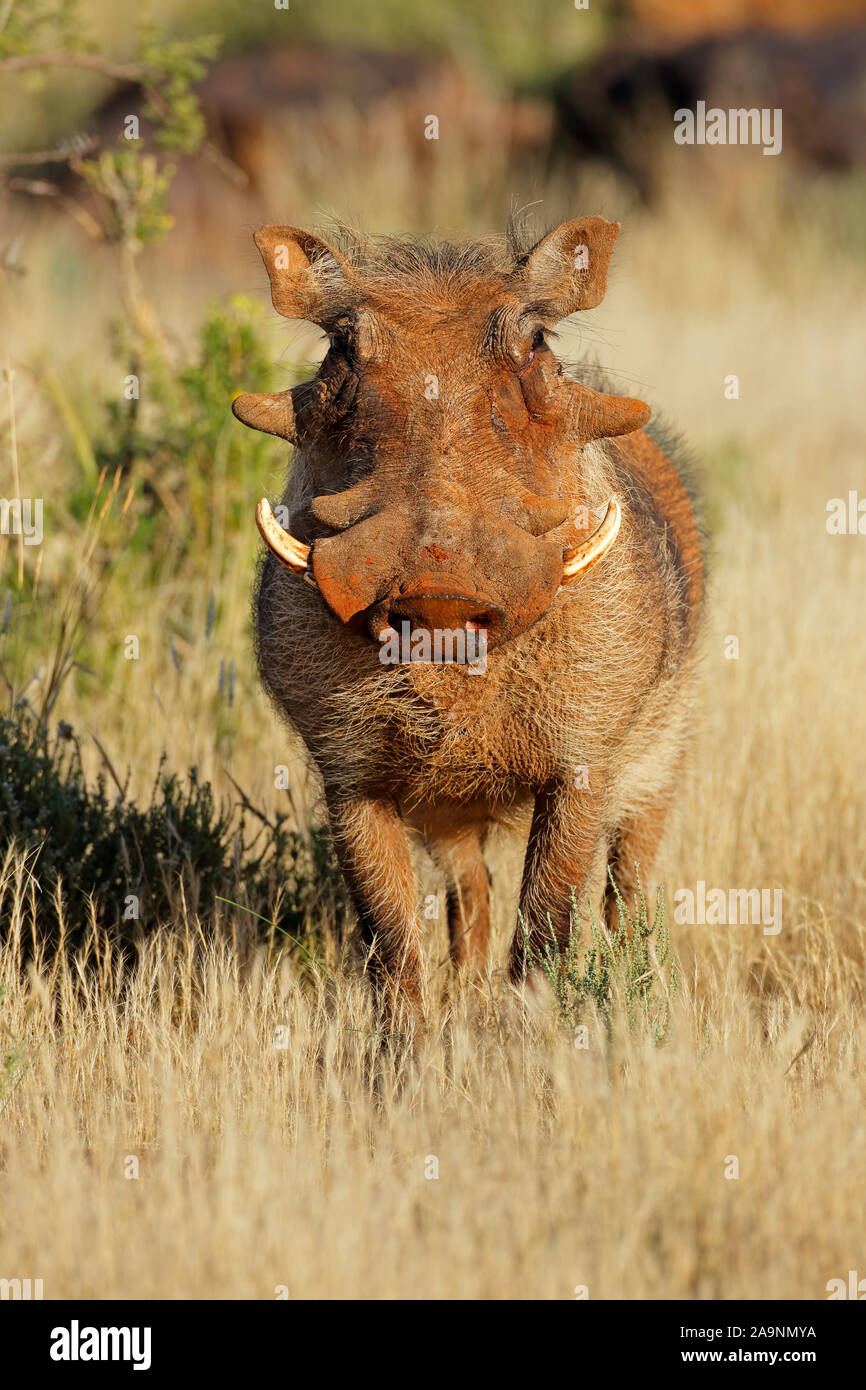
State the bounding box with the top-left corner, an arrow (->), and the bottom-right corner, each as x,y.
555,26 -> 866,199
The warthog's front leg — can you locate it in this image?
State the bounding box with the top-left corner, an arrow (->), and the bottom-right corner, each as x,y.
326,794 -> 425,1016
509,779 -> 607,983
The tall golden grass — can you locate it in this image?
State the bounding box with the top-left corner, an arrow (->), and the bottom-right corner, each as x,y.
1,151 -> 865,1298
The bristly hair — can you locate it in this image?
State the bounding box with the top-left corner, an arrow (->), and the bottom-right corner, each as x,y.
312,215 -> 550,297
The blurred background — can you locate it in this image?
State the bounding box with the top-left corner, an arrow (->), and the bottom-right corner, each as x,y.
2,0 -> 866,1303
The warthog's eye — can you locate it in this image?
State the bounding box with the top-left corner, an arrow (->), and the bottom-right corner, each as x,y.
327,316 -> 360,360
518,326 -> 548,371
522,327 -> 548,366
328,329 -> 352,355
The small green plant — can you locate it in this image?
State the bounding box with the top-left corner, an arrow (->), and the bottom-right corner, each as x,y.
0,985 -> 30,1117
1,14 -> 222,355
524,866 -> 679,1045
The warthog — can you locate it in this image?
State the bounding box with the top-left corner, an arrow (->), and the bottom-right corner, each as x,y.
233,216 -> 703,1013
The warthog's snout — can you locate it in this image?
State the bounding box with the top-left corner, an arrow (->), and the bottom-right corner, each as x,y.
367,581 -> 506,649
256,494 -> 625,651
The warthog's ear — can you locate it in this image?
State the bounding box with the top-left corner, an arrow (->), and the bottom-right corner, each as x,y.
253,226 -> 351,323
514,216 -> 620,320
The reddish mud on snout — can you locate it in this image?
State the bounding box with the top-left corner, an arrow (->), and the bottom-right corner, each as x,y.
310,496 -> 567,650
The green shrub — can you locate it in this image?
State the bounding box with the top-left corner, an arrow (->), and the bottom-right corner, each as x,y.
0,709 -> 344,953
92,294 -> 292,578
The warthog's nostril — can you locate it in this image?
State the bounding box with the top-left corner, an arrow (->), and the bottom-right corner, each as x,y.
368,590 -> 506,649
386,606 -> 493,633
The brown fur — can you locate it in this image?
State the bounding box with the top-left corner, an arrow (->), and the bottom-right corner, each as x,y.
235,217 -> 704,1017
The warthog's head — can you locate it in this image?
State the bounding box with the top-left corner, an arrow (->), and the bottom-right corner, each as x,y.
234,218 -> 650,653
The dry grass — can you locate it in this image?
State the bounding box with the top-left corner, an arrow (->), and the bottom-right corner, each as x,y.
1,147 -> 865,1298
1,866 -> 864,1300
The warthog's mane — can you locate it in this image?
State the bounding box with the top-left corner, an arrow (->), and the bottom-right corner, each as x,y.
305,217 -> 551,311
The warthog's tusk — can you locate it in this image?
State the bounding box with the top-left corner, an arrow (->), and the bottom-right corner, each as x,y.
255,498 -> 310,574
561,497 -> 621,584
